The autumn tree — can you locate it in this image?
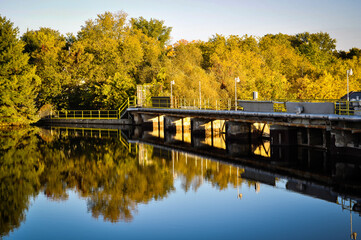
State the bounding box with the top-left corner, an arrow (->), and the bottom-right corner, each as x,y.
130,16 -> 172,47
0,16 -> 40,125
72,12 -> 165,109
22,28 -> 70,108
164,40 -> 219,103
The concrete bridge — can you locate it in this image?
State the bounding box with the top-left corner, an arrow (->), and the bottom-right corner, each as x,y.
40,99 -> 361,151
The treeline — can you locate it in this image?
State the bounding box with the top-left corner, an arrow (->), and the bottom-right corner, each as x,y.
1,11 -> 361,124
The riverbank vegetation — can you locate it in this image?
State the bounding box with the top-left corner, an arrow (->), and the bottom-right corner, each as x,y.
1,12 -> 360,124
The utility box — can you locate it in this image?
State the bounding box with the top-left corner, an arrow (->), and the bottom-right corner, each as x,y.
286,102 -> 335,114
151,97 -> 170,108
238,100 -> 274,112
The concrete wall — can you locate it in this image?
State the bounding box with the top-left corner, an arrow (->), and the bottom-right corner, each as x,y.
286,102 -> 335,114
238,101 -> 274,112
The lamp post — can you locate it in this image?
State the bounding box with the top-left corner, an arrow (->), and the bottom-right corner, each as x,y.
170,80 -> 175,108
199,81 -> 201,109
235,77 -> 240,111
347,69 -> 353,101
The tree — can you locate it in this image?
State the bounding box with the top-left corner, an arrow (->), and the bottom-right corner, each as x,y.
22,28 -> 70,108
131,17 -> 172,47
164,40 -> 218,102
291,32 -> 336,70
0,16 -> 40,125
336,48 -> 361,60
73,12 -> 167,109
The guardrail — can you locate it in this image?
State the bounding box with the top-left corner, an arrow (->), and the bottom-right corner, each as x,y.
48,96 -> 361,119
50,97 -> 138,120
50,110 -> 119,119
334,100 -> 361,115
143,97 -> 361,116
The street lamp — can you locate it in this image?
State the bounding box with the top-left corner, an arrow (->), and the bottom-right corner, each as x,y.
170,80 -> 175,108
347,69 -> 353,101
199,81 -> 201,109
235,77 -> 240,111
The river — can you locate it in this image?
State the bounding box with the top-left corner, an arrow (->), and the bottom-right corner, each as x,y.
1,126 -> 360,239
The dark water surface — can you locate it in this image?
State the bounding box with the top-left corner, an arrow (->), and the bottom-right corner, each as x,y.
1,127 -> 360,239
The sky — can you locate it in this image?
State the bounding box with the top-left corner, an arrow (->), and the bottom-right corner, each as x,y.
1,0 -> 360,50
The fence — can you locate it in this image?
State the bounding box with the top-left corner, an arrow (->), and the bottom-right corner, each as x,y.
144,97 -> 361,116
50,110 -> 119,119
48,96 -> 361,119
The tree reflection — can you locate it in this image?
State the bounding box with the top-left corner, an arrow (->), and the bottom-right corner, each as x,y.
38,134 -> 175,222
0,128 -> 43,237
0,127 -> 259,237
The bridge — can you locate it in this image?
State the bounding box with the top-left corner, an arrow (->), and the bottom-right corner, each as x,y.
44,97 -> 361,124
40,96 -> 361,151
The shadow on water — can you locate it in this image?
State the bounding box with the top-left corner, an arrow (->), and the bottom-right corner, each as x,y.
1,124 -> 361,238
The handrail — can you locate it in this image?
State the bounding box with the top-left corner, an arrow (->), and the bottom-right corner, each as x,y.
49,96 -> 361,119
50,110 -> 119,120
118,100 -> 129,119
142,96 -> 361,116
49,97 -> 138,120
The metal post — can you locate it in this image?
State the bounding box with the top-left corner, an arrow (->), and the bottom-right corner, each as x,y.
235,77 -> 240,111
347,69 -> 353,102
199,81 -> 201,109
347,70 -> 350,101
235,78 -> 237,111
211,120 -> 214,146
171,81 -> 173,108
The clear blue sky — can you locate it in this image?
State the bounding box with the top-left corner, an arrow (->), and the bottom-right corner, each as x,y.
1,0 -> 360,50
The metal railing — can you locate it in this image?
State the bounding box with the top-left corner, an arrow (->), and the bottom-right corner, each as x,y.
50,110 -> 119,119
334,100 -> 361,115
145,97 -> 361,116
50,126 -> 134,152
50,97 -> 138,120
48,96 -> 361,119
147,97 -> 238,111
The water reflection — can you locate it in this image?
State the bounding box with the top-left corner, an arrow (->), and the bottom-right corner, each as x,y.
0,127 -> 261,237
1,126 -> 361,239
0,128 -> 42,237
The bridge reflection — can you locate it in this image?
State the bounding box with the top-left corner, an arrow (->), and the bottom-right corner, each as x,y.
46,124 -> 361,217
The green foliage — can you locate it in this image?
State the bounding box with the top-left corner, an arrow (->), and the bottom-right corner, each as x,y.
131,16 -> 172,47
0,16 -> 40,125
22,28 -> 70,108
1,11 -> 361,123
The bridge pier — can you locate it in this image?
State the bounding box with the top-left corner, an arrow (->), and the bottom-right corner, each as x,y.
132,113 -> 143,125
191,118 -> 211,137
163,116 -> 183,133
191,135 -> 206,148
164,131 -> 177,143
143,114 -> 158,130
270,125 -> 298,146
271,125 -> 329,148
226,121 -> 252,141
226,141 -> 251,156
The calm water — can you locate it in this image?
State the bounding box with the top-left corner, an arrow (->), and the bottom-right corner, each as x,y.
1,127 -> 360,239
